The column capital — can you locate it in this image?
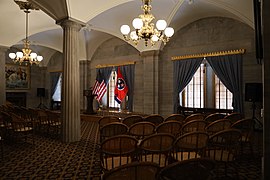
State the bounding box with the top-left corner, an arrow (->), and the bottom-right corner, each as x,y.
57,17 -> 85,31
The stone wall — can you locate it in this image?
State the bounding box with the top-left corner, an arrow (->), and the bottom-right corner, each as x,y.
89,17 -> 262,118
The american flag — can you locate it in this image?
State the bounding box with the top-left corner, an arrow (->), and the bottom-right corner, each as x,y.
92,70 -> 107,102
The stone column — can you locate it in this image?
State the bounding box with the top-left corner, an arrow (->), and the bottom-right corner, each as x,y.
59,19 -> 83,142
263,0 -> 270,179
0,47 -> 7,105
140,50 -> 160,115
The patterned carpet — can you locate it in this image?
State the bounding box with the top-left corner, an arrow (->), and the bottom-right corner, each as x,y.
0,121 -> 263,180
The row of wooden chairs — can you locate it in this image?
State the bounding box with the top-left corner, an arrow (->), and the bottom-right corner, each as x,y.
0,105 -> 61,142
100,129 -> 242,178
98,112 -> 243,131
99,117 -> 253,145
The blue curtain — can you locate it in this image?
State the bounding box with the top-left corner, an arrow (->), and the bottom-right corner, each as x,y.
173,58 -> 203,113
207,54 -> 243,113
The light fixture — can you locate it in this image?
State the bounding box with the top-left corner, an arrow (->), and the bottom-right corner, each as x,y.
9,0 -> 43,65
120,0 -> 174,46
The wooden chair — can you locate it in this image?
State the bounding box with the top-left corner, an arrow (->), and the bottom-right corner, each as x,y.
157,158 -> 215,180
205,119 -> 232,136
231,118 -> 254,155
181,120 -> 207,135
122,115 -> 143,127
204,113 -> 225,123
45,110 -> 62,136
144,114 -> 164,126
102,161 -> 160,180
138,133 -> 175,167
206,129 -> 241,178
100,135 -> 138,171
37,109 -> 50,135
184,114 -> 205,123
155,120 -> 182,137
164,114 -> 185,124
100,122 -> 128,143
224,112 -> 243,123
129,122 -> 156,140
9,112 -> 35,145
172,131 -> 209,161
98,116 -> 121,130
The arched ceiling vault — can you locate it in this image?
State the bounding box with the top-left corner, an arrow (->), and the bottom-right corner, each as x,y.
0,0 -> 254,63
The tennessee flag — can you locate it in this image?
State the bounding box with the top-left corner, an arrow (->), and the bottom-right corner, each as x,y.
114,67 -> 128,104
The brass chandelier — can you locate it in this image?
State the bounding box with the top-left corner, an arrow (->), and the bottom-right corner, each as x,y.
120,0 -> 174,46
9,0 -> 43,65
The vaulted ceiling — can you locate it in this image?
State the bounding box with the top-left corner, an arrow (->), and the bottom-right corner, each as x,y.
0,0 -> 254,65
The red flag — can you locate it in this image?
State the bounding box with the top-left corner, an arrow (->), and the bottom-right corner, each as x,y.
114,67 -> 128,104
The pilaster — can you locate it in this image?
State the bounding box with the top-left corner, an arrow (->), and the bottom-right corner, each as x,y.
0,47 -> 8,105
140,50 -> 160,115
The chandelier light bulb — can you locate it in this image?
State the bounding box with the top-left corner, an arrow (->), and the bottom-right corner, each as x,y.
120,25 -> 130,35
37,55 -> 43,61
156,20 -> 167,31
164,27 -> 174,37
151,34 -> 159,42
9,53 -> 16,59
132,18 -> 143,29
16,52 -> 23,58
130,31 -> 139,40
30,52 -> 37,59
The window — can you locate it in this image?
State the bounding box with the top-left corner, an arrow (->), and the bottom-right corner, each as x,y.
108,70 -> 120,109
52,74 -> 62,101
181,62 -> 233,110
215,75 -> 233,109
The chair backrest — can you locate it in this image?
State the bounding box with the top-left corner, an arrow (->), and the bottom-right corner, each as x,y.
173,131 -> 209,161
144,114 -> 164,126
181,120 -> 207,135
155,120 -> 182,137
224,112 -> 243,123
122,115 -> 144,127
207,129 -> 241,162
139,133 -> 175,167
100,122 -> 128,142
164,114 -> 185,123
103,161 -> 160,180
184,114 -> 205,123
204,113 -> 225,123
100,135 -> 138,171
98,116 -> 120,129
231,118 -> 254,142
205,119 -> 232,136
129,122 -> 156,140
157,158 -> 215,180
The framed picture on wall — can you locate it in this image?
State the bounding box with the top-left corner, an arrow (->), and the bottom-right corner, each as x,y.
5,64 -> 30,90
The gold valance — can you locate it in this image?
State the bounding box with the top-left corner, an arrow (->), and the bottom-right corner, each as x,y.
171,49 -> 246,61
95,61 -> 136,68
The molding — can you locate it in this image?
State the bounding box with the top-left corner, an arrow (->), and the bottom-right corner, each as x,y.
171,49 -> 246,61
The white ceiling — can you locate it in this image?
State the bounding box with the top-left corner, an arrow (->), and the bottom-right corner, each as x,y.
0,0 -> 254,63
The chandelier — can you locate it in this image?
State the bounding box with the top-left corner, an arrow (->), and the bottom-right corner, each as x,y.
9,0 -> 43,65
120,0 -> 174,46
